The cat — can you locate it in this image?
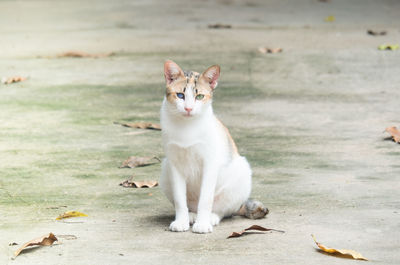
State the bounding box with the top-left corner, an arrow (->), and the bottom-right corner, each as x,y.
160,60 -> 268,233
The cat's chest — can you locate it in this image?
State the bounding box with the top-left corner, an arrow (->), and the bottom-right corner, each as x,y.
167,143 -> 204,178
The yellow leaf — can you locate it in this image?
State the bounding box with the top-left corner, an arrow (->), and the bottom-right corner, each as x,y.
312,235 -> 368,261
378,44 -> 399,51
56,211 -> 88,220
324,15 -> 335,22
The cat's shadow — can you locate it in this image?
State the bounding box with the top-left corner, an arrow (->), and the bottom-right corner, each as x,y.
145,213 -> 175,226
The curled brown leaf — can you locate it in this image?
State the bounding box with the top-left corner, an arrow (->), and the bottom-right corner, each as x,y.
227,225 -> 284,239
14,233 -> 58,257
385,126 -> 400,143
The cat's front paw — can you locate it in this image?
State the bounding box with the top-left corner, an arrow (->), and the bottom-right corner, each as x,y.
192,221 -> 213,234
189,212 -> 197,225
210,213 -> 221,226
169,219 -> 189,232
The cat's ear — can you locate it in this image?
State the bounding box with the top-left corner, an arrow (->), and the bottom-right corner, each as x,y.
200,65 -> 220,90
164,60 -> 184,85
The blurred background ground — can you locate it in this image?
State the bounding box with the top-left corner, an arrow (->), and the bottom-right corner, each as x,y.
0,0 -> 399,264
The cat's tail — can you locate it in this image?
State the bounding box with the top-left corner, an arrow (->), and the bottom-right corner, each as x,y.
236,199 -> 269,219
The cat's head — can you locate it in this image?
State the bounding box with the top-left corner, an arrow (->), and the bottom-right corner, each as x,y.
164,60 -> 220,118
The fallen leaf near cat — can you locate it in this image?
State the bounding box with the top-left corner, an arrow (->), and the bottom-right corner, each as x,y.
119,156 -> 161,168
312,235 -> 368,261
208,23 -> 232,29
1,76 -> 27,85
114,121 -> 161,130
378,44 -> 399,51
367,29 -> 387,36
56,51 -> 114,58
120,178 -> 158,188
258,47 -> 283,54
56,211 -> 88,220
46,205 -> 67,209
227,225 -> 285,239
385,126 -> 400,143
14,233 -> 58,257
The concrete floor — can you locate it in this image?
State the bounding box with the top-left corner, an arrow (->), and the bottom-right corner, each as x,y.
1,0 -> 399,264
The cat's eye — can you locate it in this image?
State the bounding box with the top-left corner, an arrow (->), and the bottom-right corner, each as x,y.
176,93 -> 185,99
195,94 -> 204,100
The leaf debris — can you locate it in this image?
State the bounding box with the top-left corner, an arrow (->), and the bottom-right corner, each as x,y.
258,47 -> 283,54
385,126 -> 400,143
312,234 -> 368,261
378,44 -> 399,51
14,233 -> 58,257
227,225 -> 284,239
56,211 -> 88,220
56,51 -> 115,58
208,23 -> 232,29
1,76 -> 27,85
114,121 -> 161,131
120,178 -> 158,188
367,29 -> 386,36
324,15 -> 335,22
120,156 -> 161,168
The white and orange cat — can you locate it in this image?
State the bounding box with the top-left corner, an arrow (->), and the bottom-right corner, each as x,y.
160,60 -> 268,234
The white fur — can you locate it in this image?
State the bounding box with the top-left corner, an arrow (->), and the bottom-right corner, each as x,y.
160,96 -> 252,234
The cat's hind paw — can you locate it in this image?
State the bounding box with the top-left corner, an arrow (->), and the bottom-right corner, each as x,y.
192,221 -> 213,233
169,219 -> 189,232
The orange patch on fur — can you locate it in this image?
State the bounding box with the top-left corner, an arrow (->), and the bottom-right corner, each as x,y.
217,119 -> 239,156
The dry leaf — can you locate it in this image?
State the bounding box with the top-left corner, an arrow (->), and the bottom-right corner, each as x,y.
208,23 -> 232,29
324,15 -> 335,22
367,29 -> 387,36
378,44 -> 399,51
227,225 -> 284,239
312,235 -> 368,261
1,76 -> 27,85
119,179 -> 158,188
114,121 -> 161,131
385,126 -> 400,143
46,205 -> 67,209
258,47 -> 283,54
57,51 -> 114,58
56,211 -> 88,220
119,156 -> 161,168
14,233 -> 58,257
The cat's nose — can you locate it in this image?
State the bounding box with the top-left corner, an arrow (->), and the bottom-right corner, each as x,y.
184,107 -> 193,113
